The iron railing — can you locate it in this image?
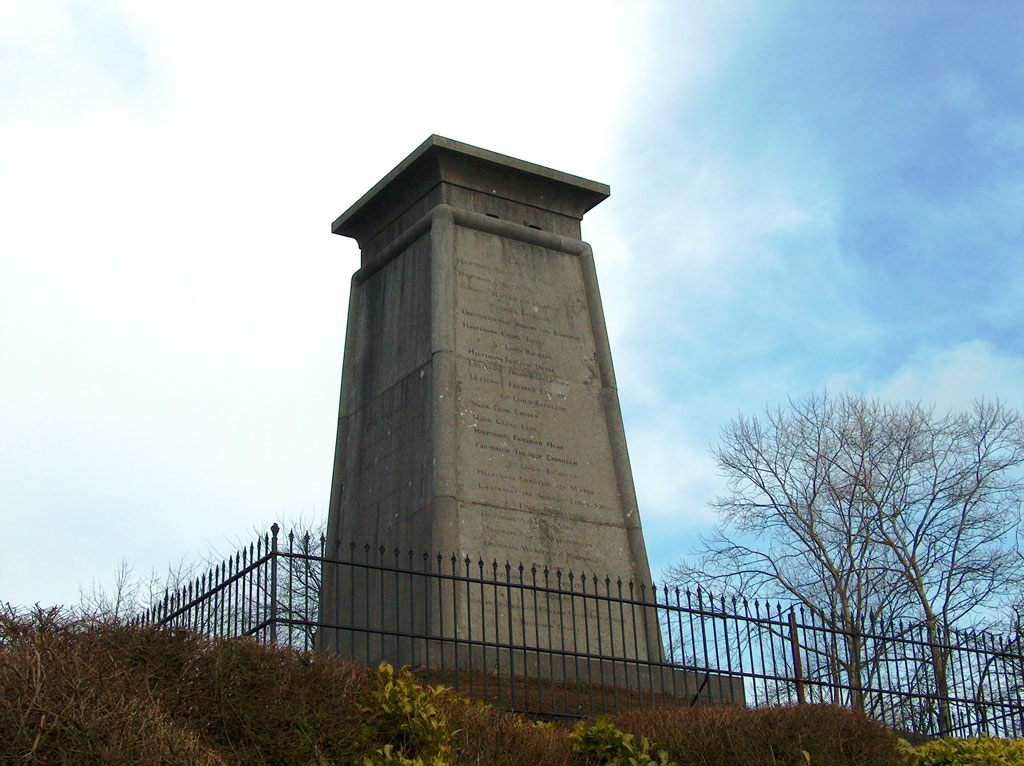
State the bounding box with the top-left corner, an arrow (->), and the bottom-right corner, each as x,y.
138,525 -> 1024,737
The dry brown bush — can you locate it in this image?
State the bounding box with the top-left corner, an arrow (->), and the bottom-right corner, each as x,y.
615,702 -> 901,766
441,699 -> 587,766
0,608 -> 373,764
0,608 -> 223,764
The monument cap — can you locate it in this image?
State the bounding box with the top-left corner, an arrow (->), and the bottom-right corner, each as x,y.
332,135 -> 610,249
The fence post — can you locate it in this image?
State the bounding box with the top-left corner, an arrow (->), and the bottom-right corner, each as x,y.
270,523 -> 280,645
789,610 -> 805,704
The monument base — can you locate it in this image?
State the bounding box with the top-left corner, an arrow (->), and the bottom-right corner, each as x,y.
315,548 -> 745,706
319,136 -> 739,706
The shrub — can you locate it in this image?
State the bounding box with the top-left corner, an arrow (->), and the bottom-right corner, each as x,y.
0,608 -> 223,764
899,735 -> 1024,765
614,703 -> 901,766
570,716 -> 674,765
0,607 -> 374,764
442,698 -> 586,765
361,662 -> 453,765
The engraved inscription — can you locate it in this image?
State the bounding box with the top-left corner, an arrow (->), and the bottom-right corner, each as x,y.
452,228 -> 625,536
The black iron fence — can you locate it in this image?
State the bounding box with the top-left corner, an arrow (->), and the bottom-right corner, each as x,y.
138,525 -> 1024,737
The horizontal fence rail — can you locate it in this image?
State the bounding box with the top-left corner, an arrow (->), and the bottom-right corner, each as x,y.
138,525 -> 1024,737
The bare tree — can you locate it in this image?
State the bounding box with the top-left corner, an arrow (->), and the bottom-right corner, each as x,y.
856,398 -> 1024,731
269,521 -> 326,648
672,393 -> 1024,732
79,557 -> 198,623
136,515 -> 327,649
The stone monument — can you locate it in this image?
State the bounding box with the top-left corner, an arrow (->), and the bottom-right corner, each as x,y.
320,136 -> 663,684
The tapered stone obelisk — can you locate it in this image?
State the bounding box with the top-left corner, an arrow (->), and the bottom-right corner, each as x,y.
319,136 -> 661,678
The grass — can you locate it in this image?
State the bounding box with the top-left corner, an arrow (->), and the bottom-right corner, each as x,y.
1,607 -> 903,764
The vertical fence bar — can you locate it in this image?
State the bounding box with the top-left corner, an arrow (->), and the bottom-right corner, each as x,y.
770,603 -> 785,704
568,571 -> 581,714
810,610 -> 825,706
697,589 -> 711,703
1006,634 -> 1023,738
505,562 -> 516,707
391,548 -> 400,663
627,580 -> 639,704
686,590 -> 702,703
630,581 -> 642,703
236,548 -> 244,634
710,593 -> 725,701
518,563 -> 527,704
269,524 -> 279,645
1009,635 -> 1024,738
436,554 -> 445,688
226,556 -> 233,637
478,558 -> 487,704
588,574 -> 602,713
598,573 -> 610,712
789,609 -> 806,705
518,563 -> 527,701
465,556 -> 474,701
960,630 -> 977,737
876,617 -> 888,717
543,566 -> 555,714
317,534 -> 325,651
685,590 -> 697,700
677,589 -> 691,702
663,586 -> 679,705
557,569 -> 569,715
247,543 -> 255,635
730,596 -> 744,705
336,541 -> 346,655
378,547 -> 387,665
257,535 -> 265,642
608,577 -> 620,711
983,632 -> 1001,737
895,619 -> 912,732
421,553 -> 431,683
492,560 -> 501,707
530,564 -> 541,708
449,554 -> 460,695
721,595 -> 735,704
363,545 -> 371,665
743,599 -> 758,707
286,532 -> 295,648
988,631 -> 1005,737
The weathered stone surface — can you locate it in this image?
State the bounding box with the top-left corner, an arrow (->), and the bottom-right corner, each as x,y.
319,136 -> 664,683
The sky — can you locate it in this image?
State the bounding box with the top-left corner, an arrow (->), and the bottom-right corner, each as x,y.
2,1 -> 1022,610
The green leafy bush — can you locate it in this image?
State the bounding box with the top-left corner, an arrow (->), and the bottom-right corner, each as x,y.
571,716 -> 674,765
899,735 -> 1024,765
361,662 -> 454,766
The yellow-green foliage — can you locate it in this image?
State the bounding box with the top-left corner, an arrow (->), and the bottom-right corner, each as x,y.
361,662 -> 454,766
899,735 -> 1024,766
570,716 -> 675,766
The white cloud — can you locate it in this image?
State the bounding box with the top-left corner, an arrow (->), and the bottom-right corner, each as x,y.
625,413 -> 725,580
0,1 -> 652,609
868,340 -> 1024,412
630,422 -> 721,528
596,3 -> 1024,586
